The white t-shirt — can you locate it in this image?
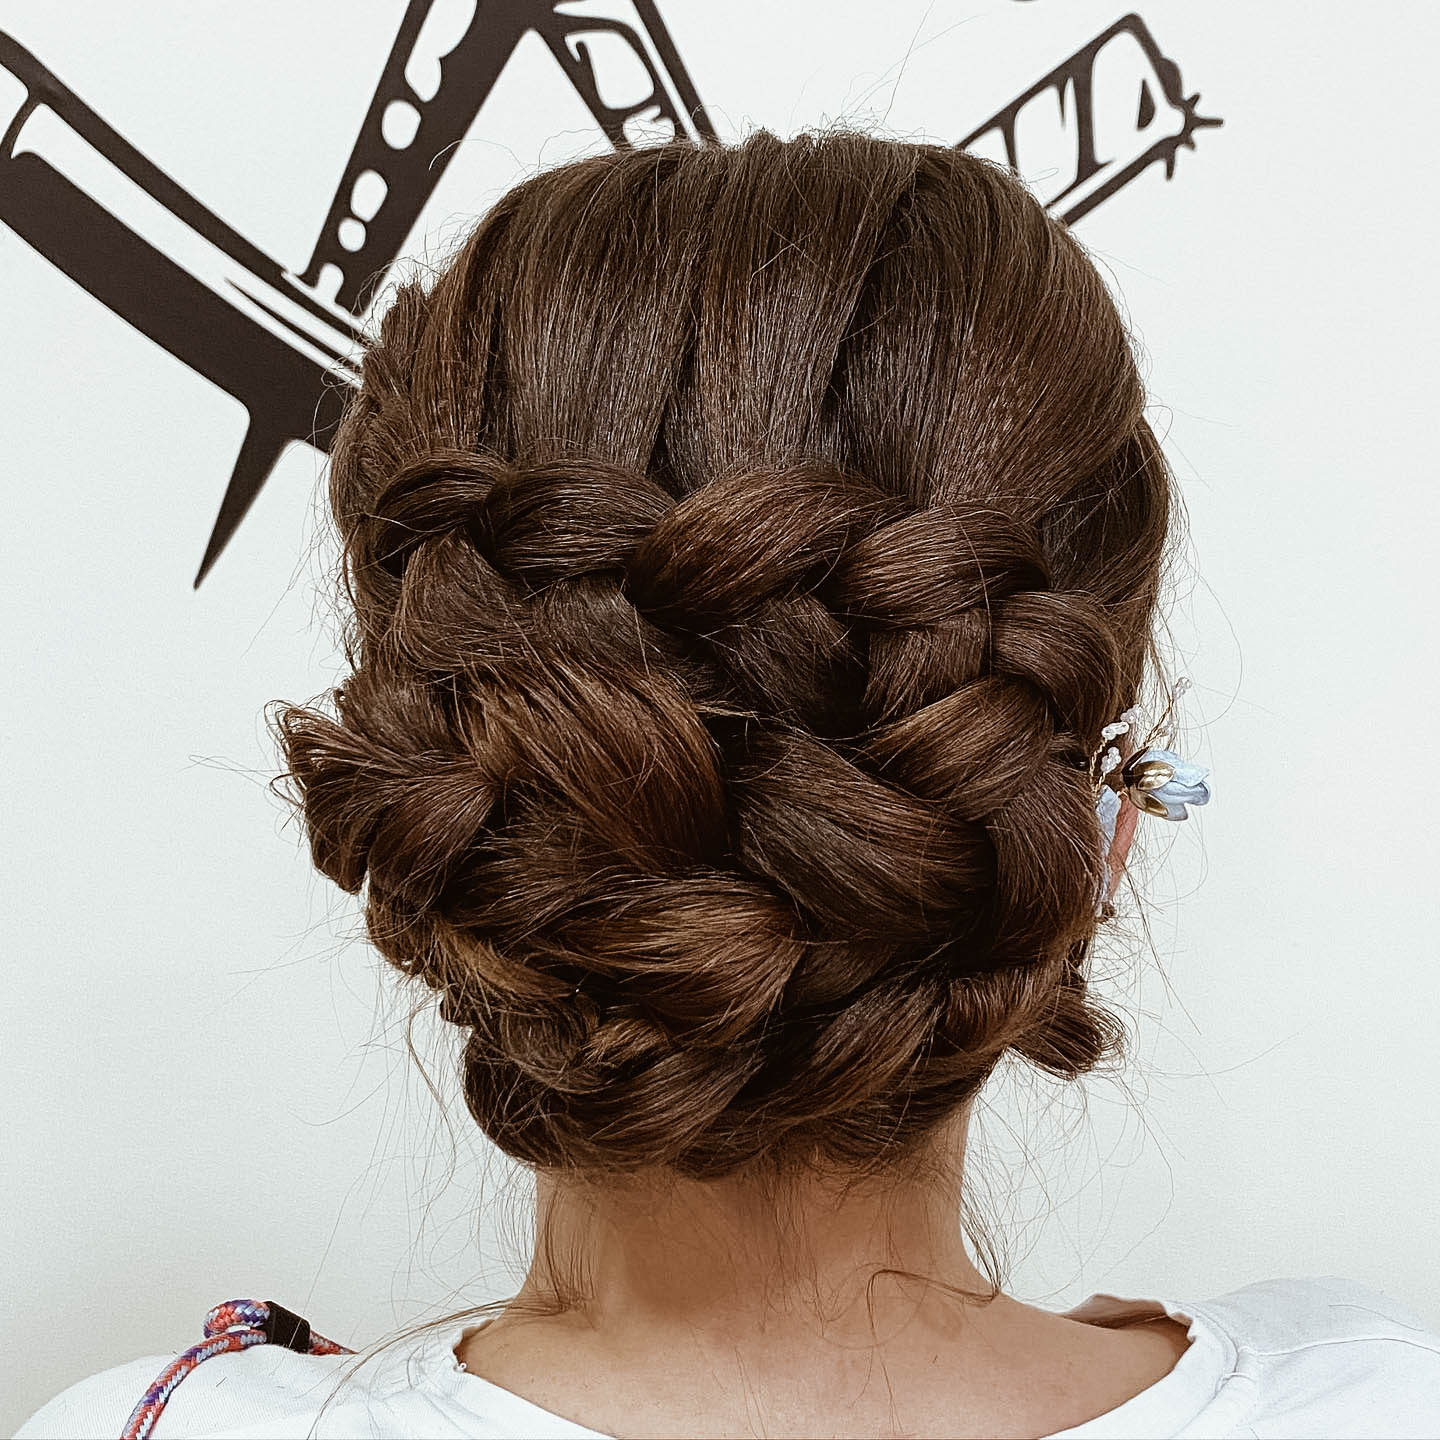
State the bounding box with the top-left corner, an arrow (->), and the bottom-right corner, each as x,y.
15,1274 -> 1440,1438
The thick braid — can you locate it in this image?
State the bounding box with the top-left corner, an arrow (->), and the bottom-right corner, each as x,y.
273,132 -> 1172,1179
280,452 -> 1126,1177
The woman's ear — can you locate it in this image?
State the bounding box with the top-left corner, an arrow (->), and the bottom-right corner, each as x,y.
1107,798 -> 1140,900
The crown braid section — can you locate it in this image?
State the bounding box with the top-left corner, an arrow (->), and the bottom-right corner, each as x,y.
272,130 -> 1174,1178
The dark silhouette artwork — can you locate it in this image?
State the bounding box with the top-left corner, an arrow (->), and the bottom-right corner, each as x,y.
0,5 -> 1220,589
958,14 -> 1223,223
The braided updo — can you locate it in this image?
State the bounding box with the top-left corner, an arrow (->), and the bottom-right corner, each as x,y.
273,128 -> 1173,1184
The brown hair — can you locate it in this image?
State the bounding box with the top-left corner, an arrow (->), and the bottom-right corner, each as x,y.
269,124 -> 1177,1383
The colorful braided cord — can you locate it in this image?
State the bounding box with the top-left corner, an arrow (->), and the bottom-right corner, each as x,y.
120,1298 -> 355,1439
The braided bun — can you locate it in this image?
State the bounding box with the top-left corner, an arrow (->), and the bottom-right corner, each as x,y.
273,129 -> 1172,1180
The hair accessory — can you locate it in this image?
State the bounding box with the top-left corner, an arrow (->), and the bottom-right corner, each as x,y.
1089,676 -> 1211,916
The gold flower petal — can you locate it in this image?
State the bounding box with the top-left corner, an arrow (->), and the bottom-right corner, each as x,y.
1129,789 -> 1172,818
1125,759 -> 1176,792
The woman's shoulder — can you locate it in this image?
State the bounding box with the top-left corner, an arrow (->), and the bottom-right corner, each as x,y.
1192,1271 -> 1440,1350
15,1351 -> 182,1440
12,1337 -> 394,1440
1055,1272 -> 1440,1439
1183,1273 -> 1440,1436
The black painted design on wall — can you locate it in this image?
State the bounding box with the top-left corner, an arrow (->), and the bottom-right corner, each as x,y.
0,6 -> 1219,588
959,14 -> 1222,224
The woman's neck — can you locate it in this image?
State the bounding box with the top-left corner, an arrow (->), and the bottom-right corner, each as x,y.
455,1118 -> 1192,1436
512,1111 -> 993,1350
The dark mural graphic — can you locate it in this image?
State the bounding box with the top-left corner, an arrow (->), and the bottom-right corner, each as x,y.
0,5 -> 1220,589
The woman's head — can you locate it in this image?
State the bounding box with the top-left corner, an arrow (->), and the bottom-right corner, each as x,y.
274,126 -> 1174,1193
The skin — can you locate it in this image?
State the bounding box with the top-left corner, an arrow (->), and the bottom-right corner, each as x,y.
456,805 -> 1186,1439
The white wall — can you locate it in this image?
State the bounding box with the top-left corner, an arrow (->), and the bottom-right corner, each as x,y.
4,0 -> 1437,1429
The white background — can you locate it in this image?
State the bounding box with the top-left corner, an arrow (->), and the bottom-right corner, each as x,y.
3,0 -> 1438,1430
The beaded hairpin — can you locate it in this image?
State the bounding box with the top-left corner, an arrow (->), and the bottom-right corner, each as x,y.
1088,676 -> 1211,915
1089,676 -> 1211,819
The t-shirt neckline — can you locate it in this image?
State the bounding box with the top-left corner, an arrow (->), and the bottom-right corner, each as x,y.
413,1291 -> 1245,1439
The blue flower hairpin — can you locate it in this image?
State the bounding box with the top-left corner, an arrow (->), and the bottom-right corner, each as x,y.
1090,677 -> 1211,913
1113,747 -> 1212,821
